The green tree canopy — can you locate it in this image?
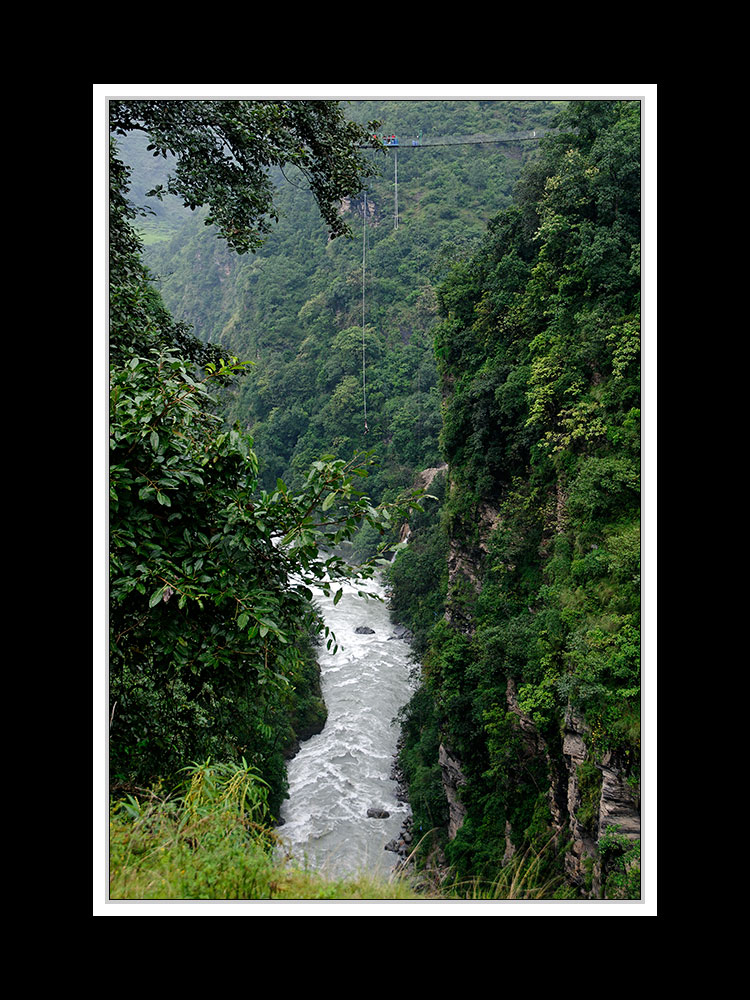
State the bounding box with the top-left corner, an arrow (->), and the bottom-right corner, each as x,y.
110,99 -> 379,254
108,99 -> 418,806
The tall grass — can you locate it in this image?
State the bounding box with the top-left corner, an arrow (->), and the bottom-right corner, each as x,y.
443,840 -> 576,901
109,759 -> 423,901
109,760 -> 578,902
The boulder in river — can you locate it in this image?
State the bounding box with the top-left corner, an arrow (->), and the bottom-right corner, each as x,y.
388,624 -> 413,642
367,807 -> 390,819
355,626 -> 376,635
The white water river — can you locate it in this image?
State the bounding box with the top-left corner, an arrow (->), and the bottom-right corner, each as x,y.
277,572 -> 415,878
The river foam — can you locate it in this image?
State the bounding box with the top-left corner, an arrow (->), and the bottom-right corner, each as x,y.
278,574 -> 414,878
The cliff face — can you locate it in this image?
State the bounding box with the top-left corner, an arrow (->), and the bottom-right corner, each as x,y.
560,707 -> 640,893
436,472 -> 640,898
397,100 -> 641,897
438,742 -> 467,840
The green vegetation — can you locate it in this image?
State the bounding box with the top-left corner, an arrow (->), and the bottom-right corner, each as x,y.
109,101 -> 420,820
110,759 -> 422,900
107,96 -> 643,904
388,99 -> 641,897
141,100 -> 558,512
109,760 -> 574,901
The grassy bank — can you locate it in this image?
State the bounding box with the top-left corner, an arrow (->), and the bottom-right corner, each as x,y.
108,759 -> 424,901
108,759 -> 580,902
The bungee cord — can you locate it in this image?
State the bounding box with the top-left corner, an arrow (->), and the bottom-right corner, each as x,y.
356,126 -> 549,438
362,191 -> 368,434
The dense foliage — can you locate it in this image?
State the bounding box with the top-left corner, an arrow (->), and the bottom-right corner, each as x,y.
109,97 -> 642,901
137,100 -> 559,519
392,100 -> 641,894
108,101 -> 418,817
109,758 -> 569,900
110,100 -> 378,254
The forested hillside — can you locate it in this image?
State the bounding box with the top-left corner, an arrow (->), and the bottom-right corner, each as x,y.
136,101 -> 559,533
391,100 -> 642,898
108,96 -> 643,904
108,101 -> 418,821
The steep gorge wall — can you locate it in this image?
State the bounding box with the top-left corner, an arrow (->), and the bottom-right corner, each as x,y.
436,480 -> 640,896
419,101 -> 642,898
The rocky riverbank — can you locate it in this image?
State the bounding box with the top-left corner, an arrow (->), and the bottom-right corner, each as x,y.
382,736 -> 416,866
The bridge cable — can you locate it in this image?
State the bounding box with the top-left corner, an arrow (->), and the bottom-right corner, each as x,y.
357,128 -> 549,435
362,191 -> 368,434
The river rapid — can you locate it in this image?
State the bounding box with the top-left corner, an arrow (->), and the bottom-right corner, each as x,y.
277,572 -> 415,879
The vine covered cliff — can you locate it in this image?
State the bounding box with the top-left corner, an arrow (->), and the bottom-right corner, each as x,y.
391,99 -> 641,898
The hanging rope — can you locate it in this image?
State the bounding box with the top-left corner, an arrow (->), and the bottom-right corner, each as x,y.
362,192 -> 368,434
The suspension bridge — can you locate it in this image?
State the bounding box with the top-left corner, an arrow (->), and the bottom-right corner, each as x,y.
358,126 -> 556,431
359,127 -> 554,149
360,128 -> 555,231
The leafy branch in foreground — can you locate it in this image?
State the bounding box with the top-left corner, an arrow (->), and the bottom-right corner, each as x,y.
109,348 -> 422,797
108,99 -> 423,817
110,99 -> 379,255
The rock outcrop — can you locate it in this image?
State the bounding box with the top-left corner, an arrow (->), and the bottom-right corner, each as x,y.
397,465 -> 448,547
438,742 -> 468,839
436,469 -> 640,898
561,708 -> 640,894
